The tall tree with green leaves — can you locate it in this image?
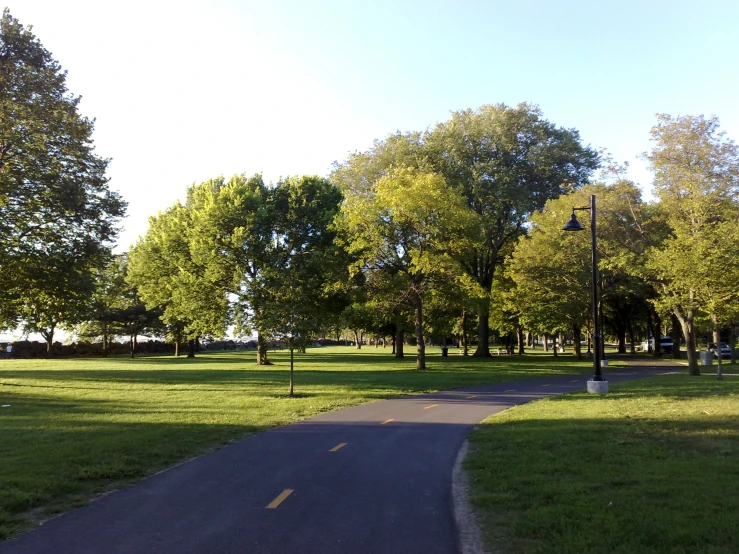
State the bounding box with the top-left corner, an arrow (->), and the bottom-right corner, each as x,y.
0,10 -> 126,329
258,176 -> 345,396
189,174 -> 278,365
340,168 -> 477,369
424,103 -> 599,356
644,114 -> 739,375
127,187 -> 228,357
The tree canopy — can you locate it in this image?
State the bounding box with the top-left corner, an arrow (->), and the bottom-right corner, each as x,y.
0,9 -> 126,332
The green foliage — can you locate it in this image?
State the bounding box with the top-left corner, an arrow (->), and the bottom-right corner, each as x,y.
127,187 -> 229,345
424,103 -> 600,354
0,10 -> 126,330
258,175 -> 344,356
340,168 -> 477,368
644,114 -> 739,372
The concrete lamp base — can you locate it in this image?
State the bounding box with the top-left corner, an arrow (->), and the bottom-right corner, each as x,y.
587,380 -> 609,394
601,359 -> 609,367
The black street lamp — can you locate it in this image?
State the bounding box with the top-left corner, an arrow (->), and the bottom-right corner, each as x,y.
563,194 -> 608,393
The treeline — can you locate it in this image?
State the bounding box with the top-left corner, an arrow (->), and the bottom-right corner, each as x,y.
3,10 -> 739,381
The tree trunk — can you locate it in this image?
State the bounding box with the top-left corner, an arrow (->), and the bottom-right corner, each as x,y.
461,309 -> 469,356
652,311 -> 662,355
675,308 -> 699,375
627,319 -> 636,354
415,293 -> 426,370
174,341 -> 180,356
473,302 -> 491,357
257,330 -> 272,365
552,335 -> 558,357
353,330 -> 361,349
517,327 -> 525,355
395,328 -> 404,358
43,323 -> 55,353
130,334 -> 135,358
187,339 -> 196,358
573,325 -> 582,359
713,316 -> 723,380
102,322 -> 109,358
671,313 -> 682,360
616,328 -> 627,354
289,347 -> 295,397
391,335 -> 396,354
544,334 -> 549,352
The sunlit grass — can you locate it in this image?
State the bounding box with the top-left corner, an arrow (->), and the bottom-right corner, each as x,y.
0,345 -> 597,539
466,372 -> 739,553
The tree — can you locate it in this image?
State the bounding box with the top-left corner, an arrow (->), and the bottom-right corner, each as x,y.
340,168 -> 477,369
508,181 -> 657,359
189,174 -> 278,365
424,103 -> 600,356
644,114 -> 739,375
127,188 -> 228,357
258,176 -> 344,396
0,10 -> 126,329
75,254 -> 130,355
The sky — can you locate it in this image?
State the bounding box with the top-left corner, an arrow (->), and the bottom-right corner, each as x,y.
9,0 -> 739,253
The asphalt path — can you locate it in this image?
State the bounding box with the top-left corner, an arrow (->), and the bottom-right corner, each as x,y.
1,364 -> 679,554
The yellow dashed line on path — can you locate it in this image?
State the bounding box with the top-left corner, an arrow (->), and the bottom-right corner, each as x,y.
266,489 -> 294,509
465,395 -> 478,399
424,404 -> 439,410
329,443 -> 347,452
381,419 -> 394,425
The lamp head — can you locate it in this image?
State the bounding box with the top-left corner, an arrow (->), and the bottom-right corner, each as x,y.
563,211 -> 584,232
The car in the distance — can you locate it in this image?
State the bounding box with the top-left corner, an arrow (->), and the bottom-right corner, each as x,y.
709,342 -> 732,359
641,336 -> 674,353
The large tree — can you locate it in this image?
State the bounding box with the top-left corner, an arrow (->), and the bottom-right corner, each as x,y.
340,168 -> 476,369
424,104 -> 599,356
189,174 -> 278,365
644,114 -> 739,375
332,104 -> 599,357
0,10 -> 126,329
127,187 -> 229,357
258,176 -> 345,395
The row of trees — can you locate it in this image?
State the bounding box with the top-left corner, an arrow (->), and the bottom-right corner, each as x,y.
4,8 -> 738,383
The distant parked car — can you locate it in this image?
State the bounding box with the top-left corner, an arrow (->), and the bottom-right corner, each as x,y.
709,342 -> 731,359
641,336 -> 674,353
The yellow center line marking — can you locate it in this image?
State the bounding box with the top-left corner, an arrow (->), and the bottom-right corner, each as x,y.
381,419 -> 394,425
266,489 -> 294,509
465,395 -> 478,399
504,389 -> 515,392
329,442 -> 347,452
424,404 -> 439,409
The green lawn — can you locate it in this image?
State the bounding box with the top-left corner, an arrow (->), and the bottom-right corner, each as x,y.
465,369 -> 739,553
0,346 -> 596,540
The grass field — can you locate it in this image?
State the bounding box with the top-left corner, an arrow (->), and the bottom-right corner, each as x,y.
465,369 -> 739,553
0,345 -> 598,540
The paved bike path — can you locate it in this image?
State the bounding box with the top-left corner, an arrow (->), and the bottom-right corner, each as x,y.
1,365 -> 677,554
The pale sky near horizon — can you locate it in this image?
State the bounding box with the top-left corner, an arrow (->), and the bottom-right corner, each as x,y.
10,0 -> 739,254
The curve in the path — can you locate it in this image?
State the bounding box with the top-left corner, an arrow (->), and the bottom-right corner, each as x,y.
0,365 -> 678,554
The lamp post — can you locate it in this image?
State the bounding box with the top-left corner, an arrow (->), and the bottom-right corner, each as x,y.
563,194 -> 608,393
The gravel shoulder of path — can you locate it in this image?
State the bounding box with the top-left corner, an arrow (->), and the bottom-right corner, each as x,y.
453,440 -> 486,554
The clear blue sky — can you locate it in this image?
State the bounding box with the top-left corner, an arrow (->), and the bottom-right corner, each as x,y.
11,0 -> 739,251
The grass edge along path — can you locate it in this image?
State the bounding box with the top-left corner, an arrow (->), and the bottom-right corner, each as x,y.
1,347 -> 601,540
465,370 -> 739,554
